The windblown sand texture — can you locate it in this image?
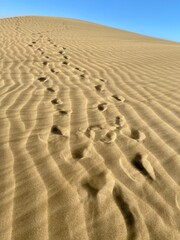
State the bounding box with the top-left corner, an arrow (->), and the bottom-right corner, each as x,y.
0,16 -> 180,240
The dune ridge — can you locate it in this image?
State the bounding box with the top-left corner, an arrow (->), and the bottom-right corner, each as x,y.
0,16 -> 180,240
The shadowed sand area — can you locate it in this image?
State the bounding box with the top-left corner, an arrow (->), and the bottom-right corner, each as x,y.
0,16 -> 180,240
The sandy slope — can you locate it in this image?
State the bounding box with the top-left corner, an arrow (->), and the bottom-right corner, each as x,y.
0,16 -> 180,240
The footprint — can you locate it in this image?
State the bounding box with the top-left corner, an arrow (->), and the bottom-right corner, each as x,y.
43,61 -> 48,66
88,125 -> 103,130
85,128 -> 96,140
97,103 -> 107,112
28,44 -> 33,47
51,68 -> 55,73
82,182 -> 99,197
37,77 -> 47,82
62,61 -> 69,65
131,129 -> 146,142
87,171 -> 107,191
112,94 -> 125,102
80,74 -> 85,79
59,110 -> 68,115
32,41 -> 36,44
51,125 -> 63,135
72,145 -> 89,159
51,98 -> 59,105
101,131 -> 117,144
132,153 -> 156,180
45,56 -> 49,59
59,50 -> 65,54
99,78 -> 107,83
115,116 -> 126,128
121,128 -> 146,142
63,56 -> 68,60
47,87 -> 55,93
95,84 -> 105,92
84,124 -> 104,141
75,67 -> 81,71
85,125 -> 102,135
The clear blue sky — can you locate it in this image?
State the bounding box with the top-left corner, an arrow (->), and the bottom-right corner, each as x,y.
1,0 -> 180,42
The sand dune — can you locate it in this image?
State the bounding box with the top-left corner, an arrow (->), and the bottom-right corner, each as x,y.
0,16 -> 180,240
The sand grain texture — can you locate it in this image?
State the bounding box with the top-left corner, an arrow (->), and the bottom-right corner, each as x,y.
0,16 -> 180,240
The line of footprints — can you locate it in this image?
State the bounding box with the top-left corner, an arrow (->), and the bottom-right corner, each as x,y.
29,34 -> 156,192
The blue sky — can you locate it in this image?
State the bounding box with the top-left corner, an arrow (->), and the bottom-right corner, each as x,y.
1,0 -> 180,42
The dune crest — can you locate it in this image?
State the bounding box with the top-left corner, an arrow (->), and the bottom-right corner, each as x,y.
0,16 -> 180,240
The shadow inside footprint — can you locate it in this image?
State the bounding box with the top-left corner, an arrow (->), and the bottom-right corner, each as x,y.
101,131 -> 117,144
47,87 -> 55,92
131,129 -> 146,142
43,61 -> 48,66
132,153 -> 145,171
51,125 -> 63,135
95,85 -> 104,92
75,67 -> 80,71
115,116 -> 121,126
59,50 -> 65,54
63,56 -> 68,59
51,98 -> 59,105
98,103 -> 107,112
131,129 -> 140,140
99,79 -> 107,83
51,69 -> 55,73
115,116 -> 126,128
132,153 -> 155,180
82,182 -> 99,197
72,143 -> 91,160
59,110 -> 68,115
132,153 -> 150,178
38,77 -> 46,82
80,74 -> 85,79
62,61 -> 69,65
112,95 -> 125,102
72,148 -> 84,159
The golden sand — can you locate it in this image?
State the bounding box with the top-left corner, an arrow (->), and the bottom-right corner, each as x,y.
0,16 -> 180,240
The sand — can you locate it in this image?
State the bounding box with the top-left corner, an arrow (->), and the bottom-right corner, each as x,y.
0,16 -> 180,240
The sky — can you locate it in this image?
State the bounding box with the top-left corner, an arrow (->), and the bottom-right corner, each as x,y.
0,0 -> 180,42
